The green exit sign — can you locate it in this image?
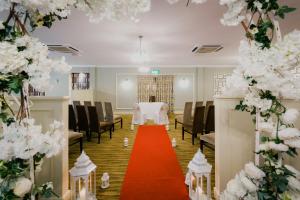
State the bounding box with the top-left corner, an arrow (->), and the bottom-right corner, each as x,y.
151,69 -> 160,75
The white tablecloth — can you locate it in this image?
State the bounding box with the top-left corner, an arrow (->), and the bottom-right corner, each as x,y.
131,102 -> 169,126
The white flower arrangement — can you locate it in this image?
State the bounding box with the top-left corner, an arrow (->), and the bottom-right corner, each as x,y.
224,30 -> 300,100
13,177 -> 33,198
221,166 -> 260,200
274,128 -> 300,140
283,109 -> 300,124
0,0 -> 152,23
219,0 -> 247,26
221,161 -> 300,199
244,162 -> 265,180
0,35 -> 71,90
76,0 -> 151,23
220,2 -> 300,196
287,176 -> 300,191
0,118 -> 65,161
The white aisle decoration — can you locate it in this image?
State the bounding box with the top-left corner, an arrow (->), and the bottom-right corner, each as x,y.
186,149 -> 212,200
69,151 -> 97,200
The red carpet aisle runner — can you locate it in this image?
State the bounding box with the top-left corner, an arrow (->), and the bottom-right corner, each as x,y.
120,125 -> 189,200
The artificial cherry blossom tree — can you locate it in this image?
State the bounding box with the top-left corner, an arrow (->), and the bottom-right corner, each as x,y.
0,0 -> 300,199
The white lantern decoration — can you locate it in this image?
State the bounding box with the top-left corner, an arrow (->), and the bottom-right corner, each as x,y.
186,149 -> 212,200
124,137 -> 129,147
172,138 -> 177,147
101,172 -> 110,189
69,151 -> 97,200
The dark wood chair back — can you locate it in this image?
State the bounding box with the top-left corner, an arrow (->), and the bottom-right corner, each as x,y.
88,106 -> 99,133
105,102 -> 114,122
205,105 -> 215,133
192,106 -> 205,135
195,101 -> 203,107
76,105 -> 89,133
73,101 -> 81,107
73,101 -> 81,122
149,96 -> 156,102
194,101 -> 203,116
183,102 -> 193,124
84,101 -> 92,123
95,101 -> 105,122
69,105 -> 77,131
84,101 -> 92,107
204,101 -> 214,124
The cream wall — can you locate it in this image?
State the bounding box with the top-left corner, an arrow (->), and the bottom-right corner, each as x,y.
45,72 -> 70,97
95,67 -> 199,112
92,67 -> 234,112
114,72 -> 195,111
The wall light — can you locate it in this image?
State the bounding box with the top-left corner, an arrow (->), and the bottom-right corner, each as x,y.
121,78 -> 133,90
179,78 -> 190,89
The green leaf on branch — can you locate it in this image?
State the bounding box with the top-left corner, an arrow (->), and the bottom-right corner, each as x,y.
254,20 -> 274,49
33,182 -> 59,199
275,6 -> 296,19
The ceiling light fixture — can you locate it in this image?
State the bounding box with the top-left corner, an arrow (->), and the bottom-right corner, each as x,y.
132,35 -> 150,64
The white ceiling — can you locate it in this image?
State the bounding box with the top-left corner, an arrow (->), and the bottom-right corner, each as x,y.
33,0 -> 300,67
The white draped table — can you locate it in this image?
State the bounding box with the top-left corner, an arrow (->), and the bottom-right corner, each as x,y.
131,102 -> 169,130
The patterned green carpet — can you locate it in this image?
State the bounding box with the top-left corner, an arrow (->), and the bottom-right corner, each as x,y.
69,115 -> 215,200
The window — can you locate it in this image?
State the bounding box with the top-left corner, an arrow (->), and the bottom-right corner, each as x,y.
72,73 -> 90,90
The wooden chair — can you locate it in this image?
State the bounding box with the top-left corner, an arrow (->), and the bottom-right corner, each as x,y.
195,101 -> 203,107
68,105 -> 83,152
76,105 -> 90,140
84,101 -> 92,123
105,102 -> 123,131
182,106 -> 205,145
84,101 -> 92,107
94,101 -> 105,122
73,101 -> 81,123
88,106 -> 113,144
175,102 -> 193,129
149,96 -> 156,102
69,105 -> 77,131
69,131 -> 83,152
192,101 -> 203,117
204,101 -> 214,126
200,105 -> 215,150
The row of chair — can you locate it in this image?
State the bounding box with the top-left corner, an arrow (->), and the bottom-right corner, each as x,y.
176,101 -> 215,149
69,101 -> 123,149
73,101 -> 123,130
174,101 -> 213,129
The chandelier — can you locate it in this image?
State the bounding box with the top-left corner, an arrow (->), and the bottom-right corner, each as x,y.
131,35 -> 150,64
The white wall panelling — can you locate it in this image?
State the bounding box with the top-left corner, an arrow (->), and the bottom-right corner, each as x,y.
116,73 -> 138,110
69,67 -> 236,113
115,73 -> 195,110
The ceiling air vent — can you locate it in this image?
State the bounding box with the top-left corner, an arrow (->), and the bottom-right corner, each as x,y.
192,45 -> 223,54
47,44 -> 81,56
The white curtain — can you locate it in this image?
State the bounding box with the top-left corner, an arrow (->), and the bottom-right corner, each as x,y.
137,75 -> 174,112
